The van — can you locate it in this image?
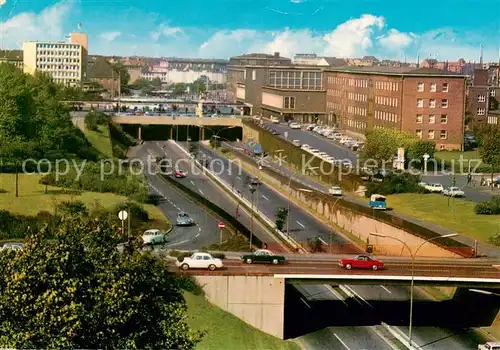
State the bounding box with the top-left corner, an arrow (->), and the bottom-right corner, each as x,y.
479,342 -> 500,350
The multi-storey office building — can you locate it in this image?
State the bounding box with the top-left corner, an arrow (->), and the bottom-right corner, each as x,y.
325,67 -> 466,150
23,32 -> 88,87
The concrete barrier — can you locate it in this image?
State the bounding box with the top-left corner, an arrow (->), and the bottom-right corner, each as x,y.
195,275 -> 286,339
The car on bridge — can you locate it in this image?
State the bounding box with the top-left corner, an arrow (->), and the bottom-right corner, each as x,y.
339,255 -> 385,271
289,122 -> 301,129
241,249 -> 286,264
176,212 -> 194,226
177,252 -> 224,271
328,186 -> 342,196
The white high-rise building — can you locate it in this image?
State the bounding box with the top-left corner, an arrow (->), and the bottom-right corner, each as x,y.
23,32 -> 88,86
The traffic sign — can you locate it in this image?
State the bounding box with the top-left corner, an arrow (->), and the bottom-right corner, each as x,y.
218,222 -> 225,230
118,210 -> 128,221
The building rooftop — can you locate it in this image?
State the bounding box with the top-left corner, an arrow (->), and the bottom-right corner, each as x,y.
166,57 -> 228,64
88,56 -> 116,79
231,52 -> 291,60
326,65 -> 467,77
0,50 -> 23,60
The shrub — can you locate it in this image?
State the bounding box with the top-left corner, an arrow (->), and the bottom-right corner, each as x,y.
56,200 -> 88,216
475,196 -> 500,215
177,275 -> 205,296
365,173 -> 426,197
114,201 -> 149,222
489,233 -> 500,247
307,237 -> 324,253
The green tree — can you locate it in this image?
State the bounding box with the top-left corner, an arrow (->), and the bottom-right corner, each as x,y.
173,83 -> 187,97
112,62 -> 131,87
479,128 -> 500,185
406,140 -> 436,166
275,207 -> 288,231
0,216 -> 202,349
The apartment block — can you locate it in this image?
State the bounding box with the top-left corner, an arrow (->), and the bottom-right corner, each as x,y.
23,32 -> 88,87
325,67 -> 466,150
466,69 -> 500,125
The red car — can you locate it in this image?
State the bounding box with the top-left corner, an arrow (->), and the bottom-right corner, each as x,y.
339,255 -> 384,271
174,170 -> 186,178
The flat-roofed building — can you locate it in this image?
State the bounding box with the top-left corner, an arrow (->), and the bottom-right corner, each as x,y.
325,66 -> 467,150
23,32 -> 88,86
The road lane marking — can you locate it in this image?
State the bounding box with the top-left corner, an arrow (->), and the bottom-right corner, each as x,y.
296,221 -> 305,228
167,239 -> 190,247
190,180 -> 195,186
333,333 -> 351,350
342,285 -> 372,307
262,195 -> 269,200
237,176 -> 242,180
300,298 -> 311,309
324,285 -> 347,305
380,285 -> 392,294
199,189 -> 204,195
318,237 -> 329,245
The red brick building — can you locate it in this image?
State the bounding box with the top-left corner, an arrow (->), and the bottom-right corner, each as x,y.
325,67 -> 467,150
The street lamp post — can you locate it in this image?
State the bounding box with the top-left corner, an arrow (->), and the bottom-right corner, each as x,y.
369,232 -> 458,349
211,126 -> 237,148
329,196 -> 343,252
286,167 -> 318,236
249,186 -> 256,249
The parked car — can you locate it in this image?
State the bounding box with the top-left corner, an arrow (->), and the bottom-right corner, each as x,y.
142,229 -> 166,245
177,252 -> 224,271
328,186 -> 342,196
369,194 -> 387,210
339,137 -> 352,145
339,255 -> 385,271
248,176 -> 261,185
301,144 -> 310,150
305,124 -> 316,131
333,133 -> 344,141
270,116 -> 280,124
174,170 -> 186,178
289,122 -> 301,129
443,186 -> 465,197
240,249 -> 286,264
478,342 -> 500,350
0,242 -> 24,251
425,183 -> 444,193
176,212 -> 194,226
271,129 -> 279,135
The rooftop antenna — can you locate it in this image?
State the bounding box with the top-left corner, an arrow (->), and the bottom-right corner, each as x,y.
479,43 -> 483,66
417,53 -> 420,68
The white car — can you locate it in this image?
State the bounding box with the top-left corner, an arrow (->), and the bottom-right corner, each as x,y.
333,133 -> 344,141
177,252 -> 224,271
425,183 -> 444,193
142,229 -> 166,245
301,144 -> 310,150
328,186 -> 342,196
339,137 -> 352,145
292,139 -> 301,146
478,342 -> 500,350
289,122 -> 301,129
443,186 -> 465,197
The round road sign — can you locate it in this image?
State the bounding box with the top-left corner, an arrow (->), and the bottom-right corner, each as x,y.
218,222 -> 225,230
118,210 -> 128,221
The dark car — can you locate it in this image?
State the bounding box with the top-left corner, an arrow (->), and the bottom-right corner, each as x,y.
247,176 -> 261,186
241,249 -> 286,265
339,255 -> 384,271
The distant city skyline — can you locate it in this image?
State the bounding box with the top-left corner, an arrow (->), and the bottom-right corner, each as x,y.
0,0 -> 499,62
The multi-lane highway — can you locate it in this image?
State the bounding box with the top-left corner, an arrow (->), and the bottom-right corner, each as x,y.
135,143 -> 220,249
188,142 -> 361,253
148,140 -> 290,252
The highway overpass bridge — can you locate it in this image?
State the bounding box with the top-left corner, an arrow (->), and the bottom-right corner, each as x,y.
182,258 -> 500,339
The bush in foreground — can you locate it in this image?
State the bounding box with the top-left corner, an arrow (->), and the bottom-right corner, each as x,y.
365,173 -> 427,197
0,216 -> 202,349
475,196 -> 500,215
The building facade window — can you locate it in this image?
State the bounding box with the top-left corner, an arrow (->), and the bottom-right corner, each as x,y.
252,70 -> 256,81
429,115 -> 435,124
284,96 -> 296,109
428,130 -> 435,139
478,95 -> 486,103
441,99 -> 448,108
477,108 -> 486,116
416,115 -> 423,123
441,114 -> 448,123
416,129 -> 422,139
440,130 -> 447,140
430,83 -> 437,92
491,90 -> 496,97
429,99 -> 436,108
417,82 -> 424,92
442,83 -> 449,92
487,116 -> 498,124
417,99 -> 424,108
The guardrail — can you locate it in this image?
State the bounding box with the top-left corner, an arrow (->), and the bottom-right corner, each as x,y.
170,141 -> 306,253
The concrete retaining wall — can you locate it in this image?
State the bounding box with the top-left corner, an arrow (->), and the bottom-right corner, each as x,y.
234,155 -> 460,258
195,275 -> 285,339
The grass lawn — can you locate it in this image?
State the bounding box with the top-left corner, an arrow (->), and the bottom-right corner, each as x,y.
0,173 -> 167,223
85,125 -> 114,158
435,150 -> 482,163
387,193 -> 500,244
184,292 -> 299,350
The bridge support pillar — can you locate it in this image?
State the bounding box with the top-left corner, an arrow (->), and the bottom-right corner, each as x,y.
138,126 -> 142,141
201,127 -> 205,140
169,127 -> 173,140
194,275 -> 285,339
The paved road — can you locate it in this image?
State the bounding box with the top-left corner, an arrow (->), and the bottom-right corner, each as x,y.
225,141 -> 500,258
294,284 -> 393,350
178,258 -> 500,279
135,144 -> 220,249
262,121 -> 493,204
189,142 -> 361,254
149,140 -> 290,253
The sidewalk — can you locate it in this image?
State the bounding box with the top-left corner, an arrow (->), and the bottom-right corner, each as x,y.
226,142 -> 500,258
